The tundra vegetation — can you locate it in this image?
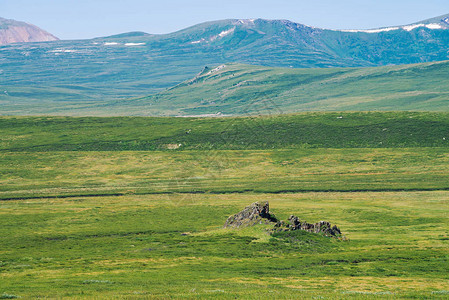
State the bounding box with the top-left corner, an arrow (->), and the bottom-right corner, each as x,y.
1,112 -> 449,298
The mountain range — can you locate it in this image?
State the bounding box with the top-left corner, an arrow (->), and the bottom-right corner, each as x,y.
1,14 -> 449,115
0,17 -> 58,45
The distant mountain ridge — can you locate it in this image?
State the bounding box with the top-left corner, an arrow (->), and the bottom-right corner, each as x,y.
1,14 -> 449,116
98,13 -> 449,38
154,15 -> 449,67
415,13 -> 449,25
0,17 -> 58,45
335,13 -> 449,32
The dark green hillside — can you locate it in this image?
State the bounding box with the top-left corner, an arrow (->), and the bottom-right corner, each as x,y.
1,112 -> 449,152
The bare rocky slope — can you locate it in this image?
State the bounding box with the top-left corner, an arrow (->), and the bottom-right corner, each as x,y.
0,17 -> 58,45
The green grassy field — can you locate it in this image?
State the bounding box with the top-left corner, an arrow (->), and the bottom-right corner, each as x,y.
2,148 -> 449,200
1,113 -> 449,298
1,193 -> 449,299
2,112 -> 449,152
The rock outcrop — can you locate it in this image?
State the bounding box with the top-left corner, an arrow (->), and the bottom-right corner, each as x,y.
224,202 -> 342,237
0,17 -> 58,45
273,215 -> 341,237
224,202 -> 278,228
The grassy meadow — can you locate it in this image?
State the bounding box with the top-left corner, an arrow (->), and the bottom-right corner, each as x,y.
1,113 -> 449,298
1,193 -> 449,299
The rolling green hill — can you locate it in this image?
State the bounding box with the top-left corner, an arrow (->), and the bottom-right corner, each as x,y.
1,15 -> 449,115
119,61 -> 449,115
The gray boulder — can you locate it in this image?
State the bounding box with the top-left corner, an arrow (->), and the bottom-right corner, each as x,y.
283,215 -> 341,236
224,202 -> 278,228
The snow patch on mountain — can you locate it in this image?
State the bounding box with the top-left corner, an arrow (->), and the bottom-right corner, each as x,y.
341,27 -> 398,33
190,38 -> 205,44
237,19 -> 255,25
125,43 -> 145,46
340,23 -> 444,33
210,27 -> 235,41
50,49 -> 78,53
191,27 -> 236,44
403,23 -> 443,31
219,27 -> 235,37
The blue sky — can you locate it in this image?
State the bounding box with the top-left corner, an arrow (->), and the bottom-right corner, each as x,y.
2,0 -> 449,40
